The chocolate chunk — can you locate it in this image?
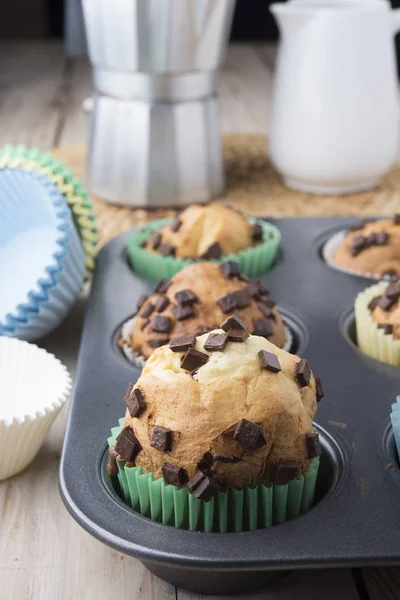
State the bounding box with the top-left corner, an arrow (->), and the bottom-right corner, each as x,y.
264,299 -> 276,308
123,382 -> 134,404
140,240 -> 147,248
148,338 -> 168,348
350,235 -> 367,256
140,319 -> 150,331
375,231 -> 389,246
213,455 -> 241,463
170,218 -> 182,232
151,426 -> 172,452
155,295 -> 170,313
233,419 -> 267,452
200,242 -> 223,260
314,376 -> 324,402
115,427 -> 142,462
198,451 -> 214,473
173,304 -> 195,321
253,318 -> 273,338
258,349 -> 282,373
169,334 -> 196,352
220,314 -> 247,332
217,290 -> 251,313
271,461 -> 298,485
227,328 -> 249,342
394,214 -> 400,225
252,223 -> 264,242
219,261 -> 241,279
305,432 -> 322,458
368,295 -> 382,312
162,463 -> 188,487
175,289 -> 198,305
187,470 -> 206,493
181,347 -> 209,371
160,244 -> 175,257
151,232 -> 162,250
136,294 -> 149,311
378,296 -> 396,311
204,332 -> 229,352
385,281 -> 400,300
258,302 -> 275,320
141,302 -> 155,319
190,474 -> 220,502
152,316 -> 172,333
107,446 -> 119,476
378,324 -> 393,335
295,359 -> 311,387
246,282 -> 261,300
154,279 -> 171,294
126,387 -> 147,418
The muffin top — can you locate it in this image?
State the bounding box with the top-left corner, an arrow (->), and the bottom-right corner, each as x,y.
130,262 -> 286,359
142,203 -> 262,259
368,279 -> 400,339
111,326 -> 324,500
333,216 -> 400,277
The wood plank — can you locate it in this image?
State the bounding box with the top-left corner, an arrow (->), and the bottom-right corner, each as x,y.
55,58 -> 92,147
361,567 -> 400,600
0,42 -> 66,149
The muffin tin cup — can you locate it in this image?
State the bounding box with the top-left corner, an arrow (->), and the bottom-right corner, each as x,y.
322,229 -> 392,281
118,316 -> 294,369
0,169 -> 85,341
108,420 -> 320,533
355,281 -> 400,366
0,144 -> 98,279
0,337 -> 72,481
126,218 -> 281,281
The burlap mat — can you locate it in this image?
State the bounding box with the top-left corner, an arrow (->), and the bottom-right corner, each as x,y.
52,135 -> 400,249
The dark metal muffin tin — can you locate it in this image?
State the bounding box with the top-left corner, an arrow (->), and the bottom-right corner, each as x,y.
59,218 -> 400,595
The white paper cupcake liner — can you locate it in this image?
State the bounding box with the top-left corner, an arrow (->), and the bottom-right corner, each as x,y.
0,337 -> 72,480
323,230 -> 394,281
354,281 -> 400,365
119,315 -> 293,368
0,169 -> 85,341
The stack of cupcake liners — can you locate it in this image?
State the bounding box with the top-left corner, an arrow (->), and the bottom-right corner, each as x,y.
0,144 -> 98,279
127,218 -> 281,280
0,337 -> 72,480
108,419 -> 320,533
0,168 -> 85,341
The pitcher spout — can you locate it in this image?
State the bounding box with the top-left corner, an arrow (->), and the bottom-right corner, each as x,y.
269,2 -> 312,37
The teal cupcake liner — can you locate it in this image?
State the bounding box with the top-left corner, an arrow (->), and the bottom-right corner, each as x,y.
108,419 -> 320,533
0,144 -> 98,279
126,218 -> 281,281
390,396 -> 400,459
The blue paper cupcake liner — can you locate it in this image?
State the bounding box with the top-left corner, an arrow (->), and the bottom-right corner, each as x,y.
0,168 -> 85,341
390,396 -> 400,459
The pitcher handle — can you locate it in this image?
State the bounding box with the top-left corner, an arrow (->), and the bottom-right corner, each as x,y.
392,8 -> 400,35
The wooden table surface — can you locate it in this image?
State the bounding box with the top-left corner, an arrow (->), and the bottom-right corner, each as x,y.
0,41 -> 399,600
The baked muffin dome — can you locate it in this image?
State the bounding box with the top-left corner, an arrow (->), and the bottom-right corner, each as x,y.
131,262 -> 286,359
143,203 -> 262,259
333,216 -> 400,277
114,328 -> 323,493
369,279 -> 400,338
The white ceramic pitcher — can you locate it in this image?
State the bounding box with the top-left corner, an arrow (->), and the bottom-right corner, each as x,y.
269,0 -> 400,195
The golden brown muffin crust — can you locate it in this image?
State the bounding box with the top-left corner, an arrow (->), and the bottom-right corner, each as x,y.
119,332 -> 320,490
333,217 -> 400,277
144,203 -> 258,259
131,262 -> 286,359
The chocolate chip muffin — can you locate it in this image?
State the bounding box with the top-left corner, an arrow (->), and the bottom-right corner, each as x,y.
142,203 -> 262,259
333,216 -> 400,278
110,323 -> 323,495
355,279 -> 400,365
127,262 -> 287,360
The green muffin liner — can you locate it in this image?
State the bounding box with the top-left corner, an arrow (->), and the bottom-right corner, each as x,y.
0,144 -> 98,279
126,218 -> 281,281
108,420 -> 320,533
